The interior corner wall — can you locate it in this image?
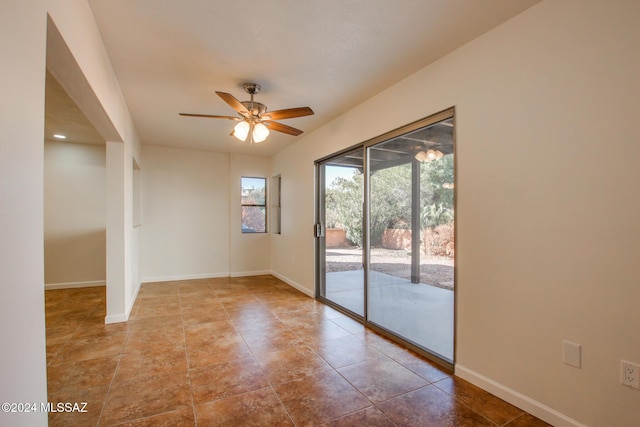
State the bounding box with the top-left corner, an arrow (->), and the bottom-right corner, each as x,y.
0,1 -> 49,426
140,145 -> 230,281
271,1 -> 640,426
229,154 -> 271,276
270,153 -> 318,293
47,0 -> 143,323
105,140 -> 127,322
44,141 -> 106,287
131,158 -> 142,302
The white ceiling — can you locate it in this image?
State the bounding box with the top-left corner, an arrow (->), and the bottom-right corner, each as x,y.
78,0 -> 539,156
45,71 -> 104,145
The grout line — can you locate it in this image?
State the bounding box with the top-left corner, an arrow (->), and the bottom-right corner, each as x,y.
213,278 -> 298,425
430,378 -> 503,427
46,278 -> 533,427
94,307 -> 122,427
177,286 -> 199,427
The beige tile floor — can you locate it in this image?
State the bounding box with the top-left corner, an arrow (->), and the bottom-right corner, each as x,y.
45,275 -> 551,426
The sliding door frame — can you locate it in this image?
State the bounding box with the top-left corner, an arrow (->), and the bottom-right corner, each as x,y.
315,145 -> 366,318
315,107 -> 456,370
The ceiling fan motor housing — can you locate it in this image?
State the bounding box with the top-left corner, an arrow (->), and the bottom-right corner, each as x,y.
241,101 -> 267,116
241,83 -> 265,116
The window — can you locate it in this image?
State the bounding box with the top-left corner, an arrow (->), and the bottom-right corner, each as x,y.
241,177 -> 267,233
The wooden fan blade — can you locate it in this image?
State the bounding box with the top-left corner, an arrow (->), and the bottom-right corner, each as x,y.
179,113 -> 239,120
215,91 -> 250,116
263,120 -> 303,136
261,107 -> 314,121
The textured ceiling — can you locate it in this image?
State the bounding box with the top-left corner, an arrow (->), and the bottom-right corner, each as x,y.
59,0 -> 540,156
45,71 -> 104,145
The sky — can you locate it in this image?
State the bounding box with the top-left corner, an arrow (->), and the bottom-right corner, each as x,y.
325,165 -> 360,188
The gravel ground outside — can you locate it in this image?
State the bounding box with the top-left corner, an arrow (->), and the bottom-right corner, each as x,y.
326,247 -> 454,290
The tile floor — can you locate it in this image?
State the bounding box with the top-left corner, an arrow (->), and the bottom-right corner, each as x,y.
45,275 -> 551,426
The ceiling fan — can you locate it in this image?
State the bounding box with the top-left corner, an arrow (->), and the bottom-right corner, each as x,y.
180,83 -> 314,144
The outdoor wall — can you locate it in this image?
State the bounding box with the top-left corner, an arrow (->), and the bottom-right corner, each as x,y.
44,141 -> 106,287
271,1 -> 640,426
140,145 -> 230,281
326,229 -> 348,248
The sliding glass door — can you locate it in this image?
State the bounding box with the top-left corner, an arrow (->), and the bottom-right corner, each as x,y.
316,147 -> 365,316
316,109 -> 455,365
367,117 -> 454,362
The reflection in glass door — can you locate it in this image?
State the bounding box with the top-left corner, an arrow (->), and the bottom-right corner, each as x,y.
317,148 -> 365,316
367,117 -> 455,362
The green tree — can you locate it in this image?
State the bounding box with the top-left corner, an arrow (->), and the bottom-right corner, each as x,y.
326,173 -> 364,245
369,164 -> 412,246
420,154 -> 454,228
325,154 -> 454,247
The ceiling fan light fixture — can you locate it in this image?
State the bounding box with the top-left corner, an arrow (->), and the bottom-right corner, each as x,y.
232,120 -> 250,141
415,151 -> 429,162
415,149 -> 444,162
181,82 -> 314,145
252,122 -> 269,143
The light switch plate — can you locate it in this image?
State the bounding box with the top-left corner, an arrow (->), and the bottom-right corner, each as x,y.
563,340 -> 581,368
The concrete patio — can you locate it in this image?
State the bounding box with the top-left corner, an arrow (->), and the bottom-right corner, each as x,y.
325,270 -> 454,361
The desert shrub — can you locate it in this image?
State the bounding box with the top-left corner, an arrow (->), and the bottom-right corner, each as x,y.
423,223 -> 454,257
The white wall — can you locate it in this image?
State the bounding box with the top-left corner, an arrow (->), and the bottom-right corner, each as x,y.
271,1 -> 640,426
141,147 -> 275,281
0,0 -> 143,421
141,145 -> 230,281
44,141 -> 106,287
0,1 -> 48,425
271,150 -> 319,294
47,0 -> 143,323
229,154 -> 271,276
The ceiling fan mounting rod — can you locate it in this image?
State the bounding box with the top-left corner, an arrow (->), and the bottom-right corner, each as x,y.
242,83 -> 261,116
243,83 -> 261,95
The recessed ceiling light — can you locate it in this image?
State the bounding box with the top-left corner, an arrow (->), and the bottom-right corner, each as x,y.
53,134 -> 67,139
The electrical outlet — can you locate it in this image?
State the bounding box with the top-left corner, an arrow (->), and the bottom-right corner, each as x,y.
620,360 -> 640,389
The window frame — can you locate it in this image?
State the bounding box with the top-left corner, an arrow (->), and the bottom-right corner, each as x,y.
241,176 -> 267,234
271,174 -> 281,234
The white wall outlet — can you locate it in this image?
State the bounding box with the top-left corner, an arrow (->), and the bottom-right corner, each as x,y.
620,360 -> 640,389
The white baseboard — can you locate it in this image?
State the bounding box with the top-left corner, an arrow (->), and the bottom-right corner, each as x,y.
124,281 -> 141,319
45,280 -> 105,290
139,271 -> 314,298
141,272 -> 229,283
455,365 -> 587,427
270,271 -> 314,298
230,270 -> 271,278
104,313 -> 128,324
